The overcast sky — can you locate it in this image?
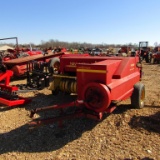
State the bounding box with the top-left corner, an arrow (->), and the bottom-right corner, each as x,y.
1,0 -> 160,46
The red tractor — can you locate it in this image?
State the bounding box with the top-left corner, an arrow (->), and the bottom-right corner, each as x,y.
29,54 -> 145,128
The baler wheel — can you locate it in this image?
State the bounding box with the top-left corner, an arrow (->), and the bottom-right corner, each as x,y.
48,57 -> 60,74
82,82 -> 111,112
131,83 -> 145,109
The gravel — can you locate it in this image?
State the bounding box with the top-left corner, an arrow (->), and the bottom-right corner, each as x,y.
0,62 -> 160,160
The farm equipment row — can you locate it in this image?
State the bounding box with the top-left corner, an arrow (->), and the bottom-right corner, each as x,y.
0,50 -> 63,106
0,37 -> 64,77
0,43 -> 145,129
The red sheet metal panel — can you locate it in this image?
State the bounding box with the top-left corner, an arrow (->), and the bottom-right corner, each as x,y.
76,59 -> 121,99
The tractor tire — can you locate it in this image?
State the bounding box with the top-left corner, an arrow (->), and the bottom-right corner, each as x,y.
48,57 -> 60,74
131,83 -> 145,109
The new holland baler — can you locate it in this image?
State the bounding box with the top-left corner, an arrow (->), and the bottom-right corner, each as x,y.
29,55 -> 145,128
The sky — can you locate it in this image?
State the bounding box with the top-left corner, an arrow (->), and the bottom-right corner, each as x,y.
0,0 -> 160,46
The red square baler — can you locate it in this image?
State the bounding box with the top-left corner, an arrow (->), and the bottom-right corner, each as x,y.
29,55 -> 145,128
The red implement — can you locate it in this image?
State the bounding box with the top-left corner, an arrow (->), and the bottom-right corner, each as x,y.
0,70 -> 30,107
29,55 -> 144,128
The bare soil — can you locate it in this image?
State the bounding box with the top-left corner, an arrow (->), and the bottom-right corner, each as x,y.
0,62 -> 160,160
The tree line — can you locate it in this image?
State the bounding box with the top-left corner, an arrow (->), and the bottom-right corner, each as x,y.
0,39 -> 139,50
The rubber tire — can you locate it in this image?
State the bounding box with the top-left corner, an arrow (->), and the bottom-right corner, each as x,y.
48,57 -> 60,74
131,83 -> 145,109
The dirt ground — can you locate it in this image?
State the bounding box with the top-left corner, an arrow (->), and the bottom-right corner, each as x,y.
0,62 -> 160,160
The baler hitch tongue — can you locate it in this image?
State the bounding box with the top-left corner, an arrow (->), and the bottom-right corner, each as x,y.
28,99 -> 105,129
28,100 -> 84,127
29,100 -> 84,119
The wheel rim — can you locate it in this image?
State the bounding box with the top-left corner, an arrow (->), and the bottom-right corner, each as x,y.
53,62 -> 60,74
140,88 -> 145,107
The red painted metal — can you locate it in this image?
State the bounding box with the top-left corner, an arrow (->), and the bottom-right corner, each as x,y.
29,100 -> 103,129
0,70 -> 13,85
29,55 -> 142,128
82,82 -> 111,112
0,70 -> 31,107
0,94 -> 30,107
